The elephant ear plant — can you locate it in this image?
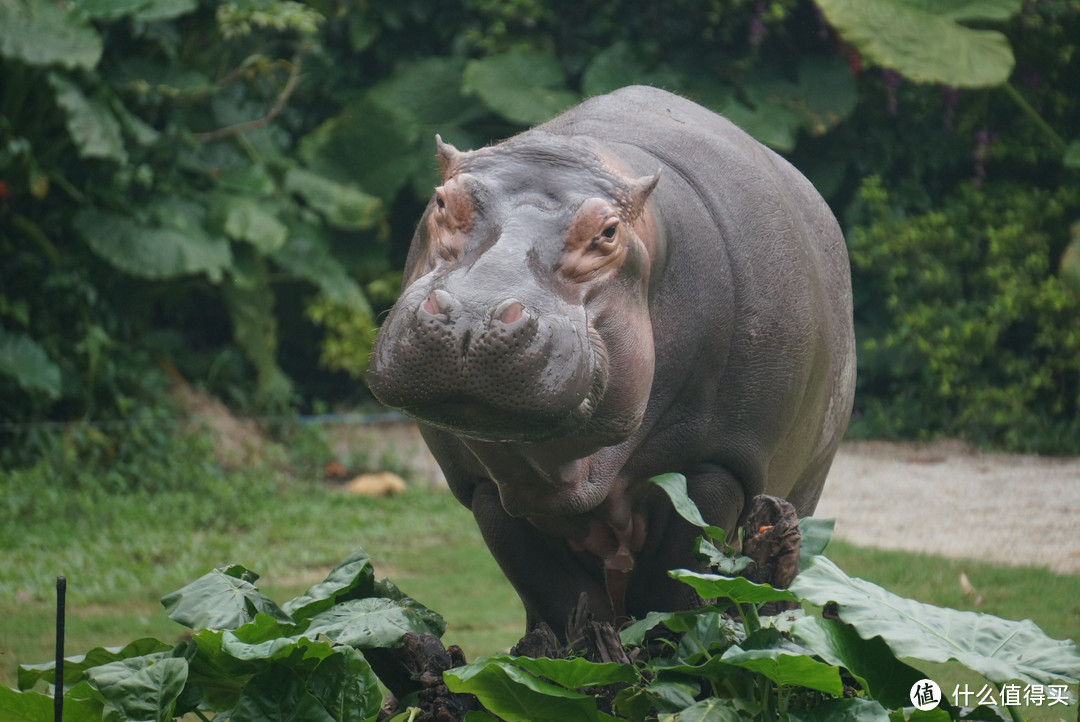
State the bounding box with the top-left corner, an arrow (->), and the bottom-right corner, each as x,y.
2,479 -> 1078,721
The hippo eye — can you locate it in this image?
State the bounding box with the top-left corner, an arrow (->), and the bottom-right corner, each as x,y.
600,219 -> 619,240
434,188 -> 446,210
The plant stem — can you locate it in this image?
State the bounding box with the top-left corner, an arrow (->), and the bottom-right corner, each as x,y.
761,676 -> 776,719
1002,82 -> 1067,154
738,601 -> 761,636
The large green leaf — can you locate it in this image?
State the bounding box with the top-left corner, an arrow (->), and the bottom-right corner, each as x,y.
219,614 -> 309,663
184,630 -> 258,710
798,517 -> 835,570
76,205 -> 232,282
17,637 -> 171,691
792,616 -> 925,709
690,57 -> 856,152
815,0 -> 1023,87
272,222 -> 369,311
0,0 -> 102,69
790,556 -> 1080,686
669,570 -> 799,606
444,657 -> 620,722
747,57 -> 858,139
490,655 -> 639,690
305,647 -> 383,722
298,95 -> 423,202
71,0 -> 196,20
367,56 -> 486,197
371,578 -> 447,638
284,167 -> 382,231
85,654 -> 188,722
0,329 -> 61,398
648,473 -> 728,540
463,48 -> 579,126
368,56 -> 476,129
161,565 -> 294,631
47,72 -> 127,163
303,597 -> 444,649
719,646 -> 844,695
0,683 -> 102,722
231,662 -> 335,722
212,194 -> 288,253
282,547 -> 375,621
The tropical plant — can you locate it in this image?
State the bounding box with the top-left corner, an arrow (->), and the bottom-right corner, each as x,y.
2,0 -> 1079,459
3,476 -> 1077,721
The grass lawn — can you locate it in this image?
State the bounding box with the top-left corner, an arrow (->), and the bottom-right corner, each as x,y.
2,447 -> 1078,719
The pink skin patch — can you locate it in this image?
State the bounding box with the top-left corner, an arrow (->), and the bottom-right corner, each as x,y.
498,301 -> 523,325
567,514 -> 648,619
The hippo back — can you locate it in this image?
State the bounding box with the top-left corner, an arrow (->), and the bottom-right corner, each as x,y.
533,85 -> 856,514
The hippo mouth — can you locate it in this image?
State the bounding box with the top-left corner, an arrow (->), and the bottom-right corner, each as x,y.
399,383 -> 602,443
369,298 -> 611,443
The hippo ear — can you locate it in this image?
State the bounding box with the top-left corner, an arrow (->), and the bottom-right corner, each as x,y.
626,169 -> 661,221
436,134 -> 464,179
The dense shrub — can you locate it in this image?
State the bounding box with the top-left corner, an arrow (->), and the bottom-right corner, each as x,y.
1,0 -> 1078,459
849,177 -> 1080,453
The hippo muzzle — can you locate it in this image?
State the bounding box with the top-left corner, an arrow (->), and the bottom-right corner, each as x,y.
367,271 -> 607,443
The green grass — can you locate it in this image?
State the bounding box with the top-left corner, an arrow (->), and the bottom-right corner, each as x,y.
826,540 -> 1080,645
0,461 -> 523,687
2,432 -> 1078,720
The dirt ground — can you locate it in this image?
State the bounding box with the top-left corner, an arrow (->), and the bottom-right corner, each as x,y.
308,410 -> 1080,576
172,384 -> 1079,574
816,440 -> 1080,575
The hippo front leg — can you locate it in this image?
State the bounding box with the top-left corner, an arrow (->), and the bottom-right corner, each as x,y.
624,463 -> 748,618
471,484 -> 612,630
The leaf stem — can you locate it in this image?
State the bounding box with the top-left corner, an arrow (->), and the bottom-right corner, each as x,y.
760,676 -> 776,719
737,600 -> 761,636
1001,81 -> 1067,153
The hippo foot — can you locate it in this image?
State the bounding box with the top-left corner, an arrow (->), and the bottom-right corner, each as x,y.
740,494 -> 803,615
372,632 -> 478,722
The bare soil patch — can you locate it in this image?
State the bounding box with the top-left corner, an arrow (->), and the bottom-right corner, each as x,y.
817,440 -> 1080,575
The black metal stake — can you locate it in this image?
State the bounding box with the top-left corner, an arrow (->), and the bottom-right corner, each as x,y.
55,575 -> 65,722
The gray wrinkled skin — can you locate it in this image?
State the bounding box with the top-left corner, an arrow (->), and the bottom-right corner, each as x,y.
367,86 -> 856,631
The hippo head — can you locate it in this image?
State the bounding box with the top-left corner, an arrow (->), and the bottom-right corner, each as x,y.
368,134 -> 661,447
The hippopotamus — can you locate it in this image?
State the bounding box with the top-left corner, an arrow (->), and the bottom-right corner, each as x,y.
367,85 -> 855,631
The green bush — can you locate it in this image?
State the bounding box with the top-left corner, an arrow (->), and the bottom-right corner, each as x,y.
1,0 -> 1078,457
848,177 -> 1080,453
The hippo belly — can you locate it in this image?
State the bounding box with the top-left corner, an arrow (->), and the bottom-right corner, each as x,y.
368,85 -> 855,630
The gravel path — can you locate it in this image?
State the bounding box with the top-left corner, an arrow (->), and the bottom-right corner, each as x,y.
816,440 -> 1080,575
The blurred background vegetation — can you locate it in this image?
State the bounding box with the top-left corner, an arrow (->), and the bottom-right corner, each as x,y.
2,0 -> 1079,477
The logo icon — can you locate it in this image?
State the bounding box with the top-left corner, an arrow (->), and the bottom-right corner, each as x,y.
911,679 -> 942,710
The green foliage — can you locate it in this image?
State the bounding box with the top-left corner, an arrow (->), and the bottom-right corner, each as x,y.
2,0 -> 1079,455
2,474 -> 1078,720
8,547 -> 427,721
0,0 -> 384,436
815,0 -> 1024,87
438,476 -> 1080,720
849,178 -> 1080,452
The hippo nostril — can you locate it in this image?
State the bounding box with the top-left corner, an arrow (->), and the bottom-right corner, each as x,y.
493,299 -> 524,325
420,289 -> 455,320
